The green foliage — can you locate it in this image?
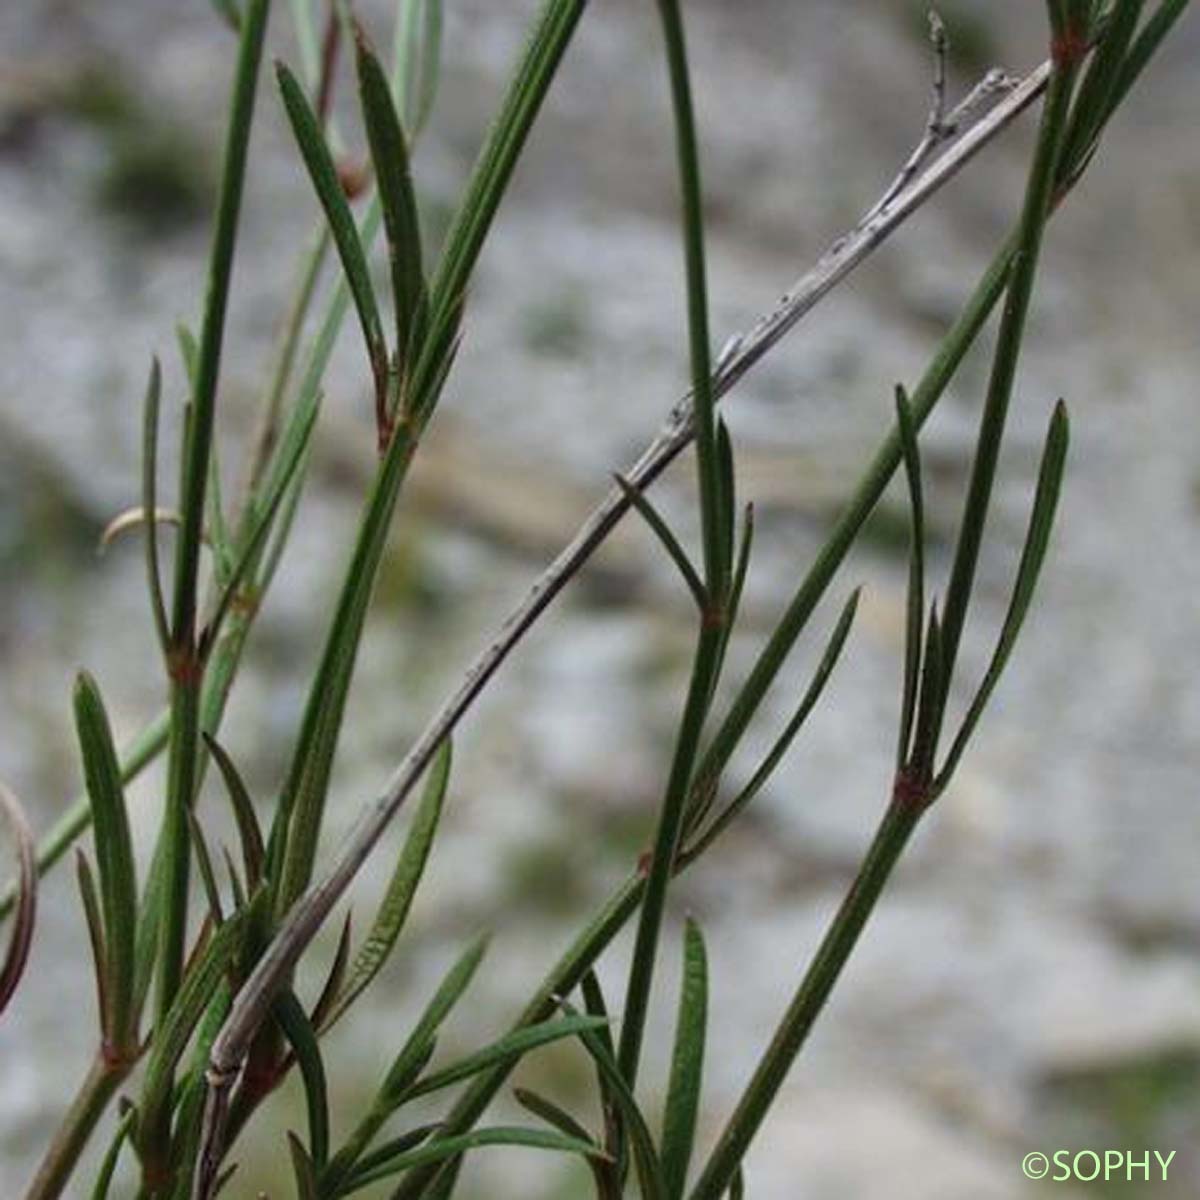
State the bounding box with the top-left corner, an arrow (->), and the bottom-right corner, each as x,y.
2,3 -> 1190,1199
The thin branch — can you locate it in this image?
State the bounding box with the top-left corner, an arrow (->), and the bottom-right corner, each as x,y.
865,12 -> 1017,223
196,54 -> 1052,1184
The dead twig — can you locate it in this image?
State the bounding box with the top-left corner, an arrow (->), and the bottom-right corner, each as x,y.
865,11 -> 1017,223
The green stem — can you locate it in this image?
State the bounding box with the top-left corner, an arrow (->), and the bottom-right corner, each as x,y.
656,0 -> 723,593
148,2 -> 270,1189
688,795 -> 923,1200
25,1055 -> 130,1200
615,0 -> 725,1095
937,43 -> 1081,684
617,622 -> 723,1089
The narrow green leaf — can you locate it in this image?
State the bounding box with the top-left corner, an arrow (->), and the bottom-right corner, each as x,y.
0,783 -> 36,1015
140,898 -> 255,1153
514,1088 -> 614,1200
199,391 -> 319,660
275,989 -> 331,1169
133,833 -> 165,1016
324,739 -> 451,1030
513,1087 -> 594,1145
729,1163 -> 745,1200
574,972 -> 618,1090
221,844 -> 247,914
140,358 -> 170,656
75,851 -> 109,1033
661,918 -> 707,1199
309,909 -> 352,1032
90,1105 -> 136,1200
379,931 -> 488,1102
321,1040 -> 436,1194
395,0 -> 444,136
356,29 -> 429,382
186,807 -> 226,928
73,672 -> 138,1051
207,446 -> 235,588
169,981 -> 233,1195
613,473 -> 707,611
908,602 -> 945,782
560,1002 -> 666,1200
404,1015 -> 609,1101
1104,0 -> 1190,123
715,419 -> 736,581
175,323 -> 199,384
339,1126 -> 608,1194
1059,0 -> 1144,182
289,1130 -> 321,1200
580,969 -> 622,1178
413,0 -> 587,410
935,401 -> 1069,793
276,59 -> 390,403
211,0 -> 242,32
203,733 -> 265,890
338,1124 -> 438,1192
726,503 -> 755,631
685,589 -> 860,858
894,384 -> 925,769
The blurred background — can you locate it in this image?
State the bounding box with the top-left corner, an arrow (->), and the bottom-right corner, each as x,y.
1,1 -> 1198,1195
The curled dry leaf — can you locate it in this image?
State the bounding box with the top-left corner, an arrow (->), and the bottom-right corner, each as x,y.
0,782 -> 37,1015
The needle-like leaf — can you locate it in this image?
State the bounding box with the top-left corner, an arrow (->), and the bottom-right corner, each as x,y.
557,999 -> 666,1200
894,384 -> 925,769
73,673 -> 138,1052
309,909 -> 352,1032
1058,0 -> 1144,182
685,588 -> 860,858
403,1015 -> 609,1101
186,807 -> 226,928
729,1163 -> 745,1200
288,1130 -> 321,1200
276,60 -> 390,407
936,401 -> 1069,793
394,0 -> 443,136
613,473 -> 707,611
140,358 -> 170,657
514,1088 -> 614,1200
356,29 -> 428,387
338,1125 -> 438,1193
275,989 -> 330,1170
322,739 -> 451,1031
907,602 -> 945,785
211,0 -> 242,32
90,1105 -> 136,1200
203,733 -> 265,891
200,391 -> 319,660
513,1087 -> 594,1146
412,0 -> 587,410
140,897 -> 255,1158
661,918 -> 707,1199
75,851 -> 109,1033
339,1126 -> 608,1194
0,782 -> 36,1016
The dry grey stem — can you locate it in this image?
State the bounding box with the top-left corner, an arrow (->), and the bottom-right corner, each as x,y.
194,53 -> 1052,1197
865,16 -> 1018,223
